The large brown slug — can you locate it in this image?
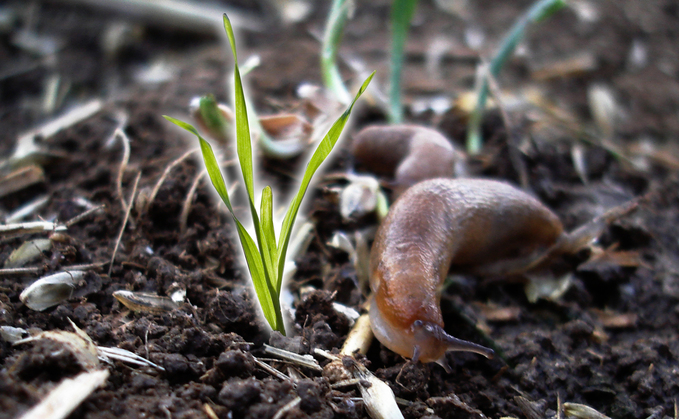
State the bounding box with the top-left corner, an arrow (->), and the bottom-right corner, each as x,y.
368,178 -> 564,371
351,125 -> 465,197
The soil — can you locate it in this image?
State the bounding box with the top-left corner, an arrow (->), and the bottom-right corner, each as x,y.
1,1 -> 679,418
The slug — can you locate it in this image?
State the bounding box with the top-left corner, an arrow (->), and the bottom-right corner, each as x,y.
351,125 -> 465,197
369,178 -> 564,371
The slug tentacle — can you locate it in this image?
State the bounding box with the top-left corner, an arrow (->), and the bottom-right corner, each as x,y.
412,320 -> 494,359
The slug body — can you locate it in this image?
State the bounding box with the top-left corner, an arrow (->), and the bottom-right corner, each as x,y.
369,178 -> 563,370
352,125 -> 465,197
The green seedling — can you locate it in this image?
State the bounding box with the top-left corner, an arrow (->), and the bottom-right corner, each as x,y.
193,95 -> 233,144
466,0 -> 567,154
321,0 -> 353,105
389,0 -> 419,123
165,14 -> 374,334
195,58 -> 308,159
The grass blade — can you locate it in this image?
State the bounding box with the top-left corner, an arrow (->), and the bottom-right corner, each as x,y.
232,217 -> 279,331
321,0 -> 352,105
275,72 -> 375,293
163,116 -> 280,330
466,0 -> 566,153
389,0 -> 419,124
260,185 -> 277,291
228,57 -> 307,159
223,14 -> 256,205
224,14 -> 276,305
163,116 -> 234,211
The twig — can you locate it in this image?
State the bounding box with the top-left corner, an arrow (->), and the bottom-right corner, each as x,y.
272,397 -> 301,419
113,128 -> 131,212
340,312 -> 372,356
108,172 -> 140,277
65,205 -> 105,227
485,64 -> 529,189
179,171 -> 207,236
0,267 -> 41,276
59,262 -> 107,271
0,166 -> 45,198
0,220 -> 67,239
252,356 -> 290,381
146,148 -> 199,212
557,392 -> 564,419
15,100 -> 102,152
204,404 -> 219,419
263,344 -> 322,371
5,196 -> 49,223
97,346 -> 164,370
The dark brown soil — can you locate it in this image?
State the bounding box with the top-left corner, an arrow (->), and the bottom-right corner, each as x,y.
1,1 -> 679,418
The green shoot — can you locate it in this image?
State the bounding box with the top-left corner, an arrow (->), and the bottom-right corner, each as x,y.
389,0 -> 419,123
195,95 -> 232,144
321,0 -> 353,105
165,14 -> 374,334
230,57 -> 308,159
466,0 -> 566,154
194,60 -> 309,160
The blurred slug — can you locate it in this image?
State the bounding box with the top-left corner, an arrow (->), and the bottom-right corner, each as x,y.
369,178 -> 564,371
351,125 -> 466,198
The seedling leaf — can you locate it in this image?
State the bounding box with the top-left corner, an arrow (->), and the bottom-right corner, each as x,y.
232,217 -> 279,330
163,116 -> 279,330
163,116 -> 233,211
260,186 -> 277,291
224,13 -> 277,308
276,72 -> 375,292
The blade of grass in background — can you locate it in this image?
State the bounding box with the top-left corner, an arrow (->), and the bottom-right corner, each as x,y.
389,0 -> 419,124
321,0 -> 352,105
165,14 -> 374,335
197,95 -> 231,143
466,0 -> 567,154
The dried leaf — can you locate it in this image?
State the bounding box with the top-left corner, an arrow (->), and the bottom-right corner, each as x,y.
14,329 -> 99,371
18,370 -> 109,419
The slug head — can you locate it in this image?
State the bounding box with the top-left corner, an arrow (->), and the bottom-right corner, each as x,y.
369,295 -> 494,373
